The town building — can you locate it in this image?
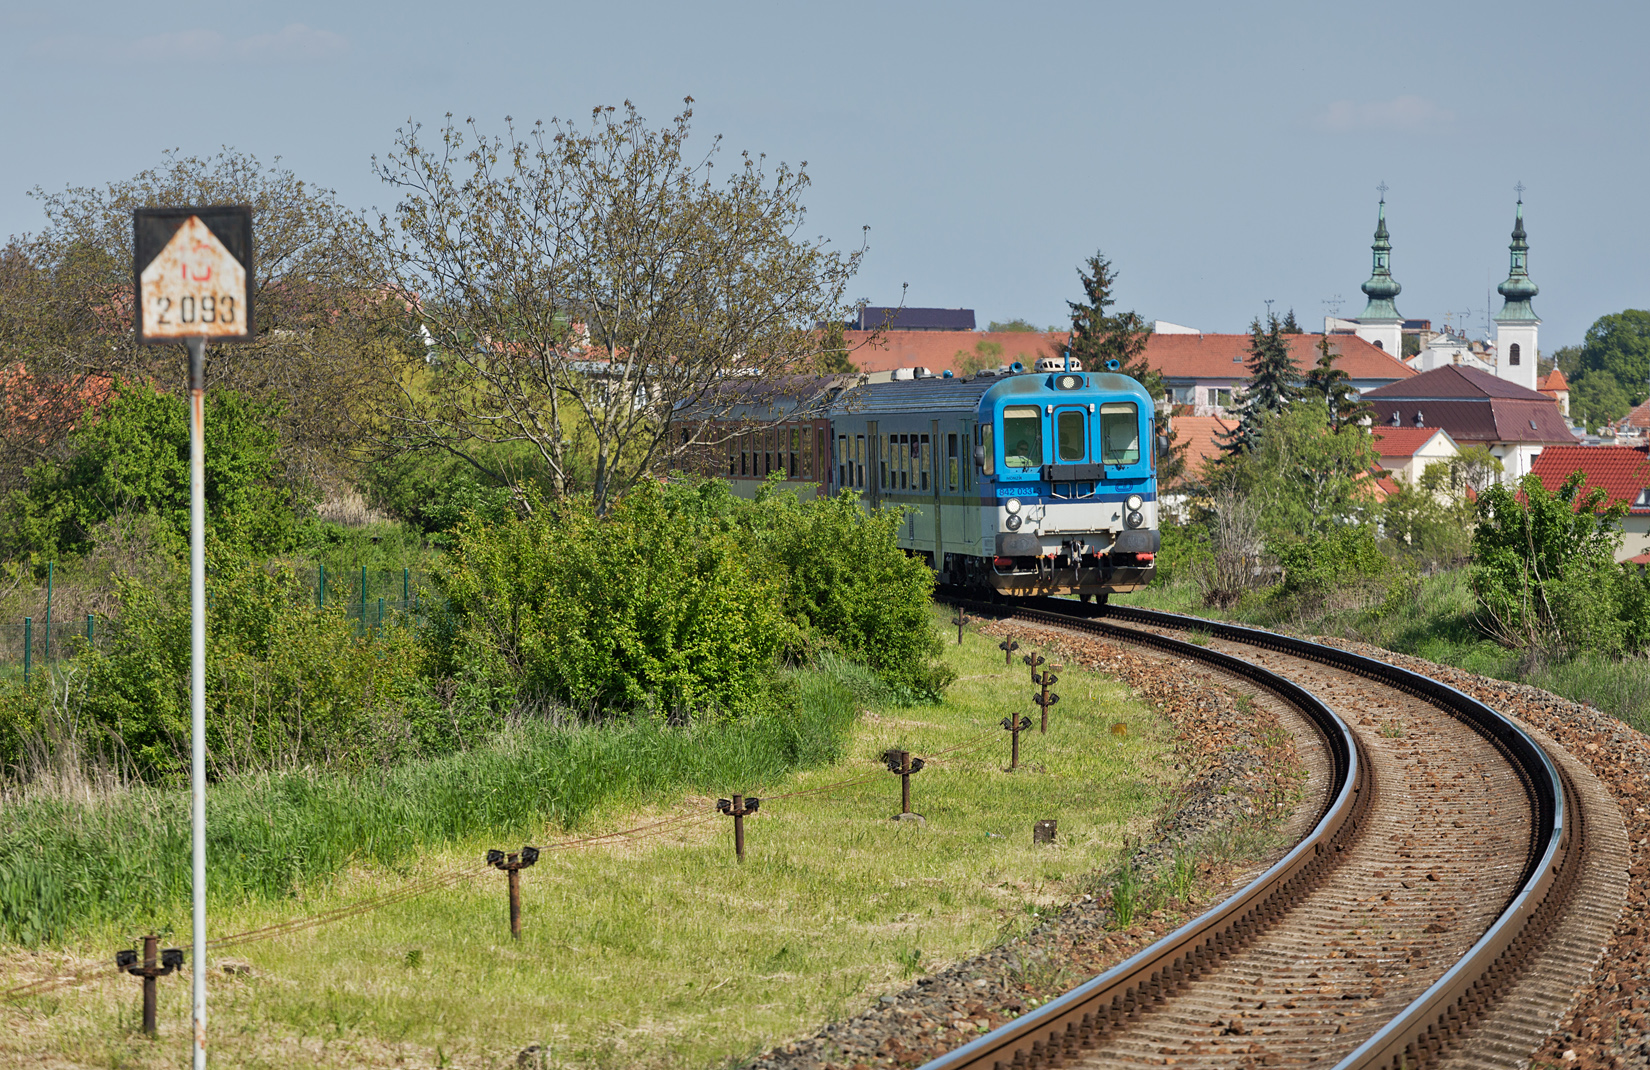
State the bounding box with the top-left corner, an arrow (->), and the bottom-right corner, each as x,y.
1371,426 -> 1459,485
1362,365 -> 1574,483
1145,331 -> 1413,416
1527,445 -> 1650,562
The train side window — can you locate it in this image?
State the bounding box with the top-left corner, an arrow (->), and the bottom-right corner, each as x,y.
1002,406 -> 1043,468
947,433 -> 958,490
802,428 -> 813,481
920,435 -> 931,491
980,424 -> 995,476
899,434 -> 909,490
790,428 -> 799,478
837,434 -> 848,488
855,434 -> 865,487
1100,403 -> 1141,465
816,430 -> 825,483
741,433 -> 749,477
1056,410 -> 1085,461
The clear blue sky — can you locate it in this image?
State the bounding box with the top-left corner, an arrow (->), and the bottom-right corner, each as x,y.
3,1 -> 1644,349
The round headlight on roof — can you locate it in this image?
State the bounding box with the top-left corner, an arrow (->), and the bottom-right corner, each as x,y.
1057,374 -> 1080,390
1005,498 -> 1022,514
1126,494 -> 1143,511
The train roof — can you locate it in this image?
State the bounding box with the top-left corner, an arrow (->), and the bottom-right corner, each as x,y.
825,371 -> 1152,417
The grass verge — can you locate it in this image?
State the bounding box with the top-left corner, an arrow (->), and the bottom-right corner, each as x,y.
0,606 -> 1175,1069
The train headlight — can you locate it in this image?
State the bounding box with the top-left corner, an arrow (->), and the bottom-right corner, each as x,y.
1125,494 -> 1143,511
1005,498 -> 1022,514
1056,374 -> 1081,390
1126,511 -> 1144,529
1005,514 -> 1022,531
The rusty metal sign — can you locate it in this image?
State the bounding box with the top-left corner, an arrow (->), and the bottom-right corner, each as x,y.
133,206 -> 254,345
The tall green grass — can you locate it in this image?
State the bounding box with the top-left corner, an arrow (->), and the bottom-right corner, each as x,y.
0,669 -> 859,945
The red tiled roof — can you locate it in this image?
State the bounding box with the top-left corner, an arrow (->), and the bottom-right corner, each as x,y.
1528,446 -> 1650,514
1142,333 -> 1414,382
1623,399 -> 1650,430
1629,551 -> 1650,566
1365,365 -> 1573,446
843,330 -> 1060,375
1539,368 -> 1569,392
1371,427 -> 1454,459
1372,475 -> 1403,501
1169,414 -> 1236,485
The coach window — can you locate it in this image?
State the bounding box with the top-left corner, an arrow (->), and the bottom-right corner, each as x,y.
979,424 -> 995,476
1056,410 -> 1086,462
947,433 -> 958,490
837,434 -> 848,487
1002,406 -> 1043,468
920,435 -> 931,491
789,428 -> 800,478
855,434 -> 865,488
1100,402 -> 1141,465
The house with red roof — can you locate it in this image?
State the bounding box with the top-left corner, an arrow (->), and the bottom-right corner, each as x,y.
1142,332 -> 1414,416
1528,445 -> 1650,561
1362,365 -> 1575,485
1371,426 -> 1458,485
1537,368 -> 1570,418
1168,414 -> 1237,487
843,329 -> 1062,378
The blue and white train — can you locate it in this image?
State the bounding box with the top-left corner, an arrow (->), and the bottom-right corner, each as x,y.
686,358 -> 1161,600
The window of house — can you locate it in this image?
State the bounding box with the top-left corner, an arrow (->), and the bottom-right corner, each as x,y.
1207,388 -> 1232,408
1100,402 -> 1141,465
1002,406 -> 1043,468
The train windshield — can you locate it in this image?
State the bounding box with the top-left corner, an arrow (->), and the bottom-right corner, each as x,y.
1100,402 -> 1140,465
1002,406 -> 1043,468
1056,410 -> 1086,461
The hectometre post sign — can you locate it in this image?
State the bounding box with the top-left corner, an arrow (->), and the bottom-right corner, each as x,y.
132,203 -> 253,1070
133,206 -> 254,344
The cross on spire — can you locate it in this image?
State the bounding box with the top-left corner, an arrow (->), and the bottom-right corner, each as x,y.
1514,180 -> 1526,201
1376,180 -> 1389,201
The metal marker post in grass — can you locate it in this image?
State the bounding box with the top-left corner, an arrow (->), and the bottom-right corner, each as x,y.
1032,663 -> 1060,734
717,795 -> 761,861
134,204 -> 255,1070
882,749 -> 926,817
998,636 -> 1019,668
486,846 -> 540,939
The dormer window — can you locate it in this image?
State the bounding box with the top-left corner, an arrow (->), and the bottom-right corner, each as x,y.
1636,488 -> 1650,507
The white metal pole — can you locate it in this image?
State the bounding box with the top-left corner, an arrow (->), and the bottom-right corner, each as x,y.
187,335 -> 207,1069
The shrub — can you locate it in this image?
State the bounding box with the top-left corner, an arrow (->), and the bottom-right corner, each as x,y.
1270,524 -> 1387,616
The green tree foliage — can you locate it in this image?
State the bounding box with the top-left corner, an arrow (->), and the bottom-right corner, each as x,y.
1579,310 -> 1650,404
1,382 -> 304,563
987,318 -> 1047,332
1244,402 -> 1378,543
1222,313 -> 1299,455
815,321 -> 858,373
1272,524 -> 1387,613
428,480 -> 950,720
1471,471 -> 1650,656
1301,334 -> 1372,431
1570,372 -> 1631,430
361,448 -> 516,539
955,339 -> 1003,376
1280,308 -> 1303,334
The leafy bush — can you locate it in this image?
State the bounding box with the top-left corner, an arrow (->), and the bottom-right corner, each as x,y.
361,449 -> 516,539
1270,524 -> 1388,616
1,381 -> 307,564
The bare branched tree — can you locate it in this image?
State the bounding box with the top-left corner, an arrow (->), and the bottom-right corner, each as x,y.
367,98 -> 866,512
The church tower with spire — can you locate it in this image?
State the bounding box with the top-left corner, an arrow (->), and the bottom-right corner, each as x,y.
1353,193 -> 1404,359
1493,194 -> 1540,392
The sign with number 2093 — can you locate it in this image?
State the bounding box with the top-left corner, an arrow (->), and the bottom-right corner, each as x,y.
133,206 -> 254,344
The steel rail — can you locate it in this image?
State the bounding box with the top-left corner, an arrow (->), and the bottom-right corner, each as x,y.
919,595 -> 1369,1070
922,595 -> 1576,1070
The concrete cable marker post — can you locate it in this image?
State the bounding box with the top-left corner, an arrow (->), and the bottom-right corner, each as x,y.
116,936 -> 184,1038
882,749 -> 927,818
134,203 -> 255,1070
716,795 -> 760,861
486,847 -> 540,939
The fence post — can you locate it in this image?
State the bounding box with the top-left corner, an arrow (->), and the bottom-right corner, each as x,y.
22,617 -> 31,684
377,597 -> 384,634
1000,714 -> 1032,770
116,934 -> 183,1037
86,613 -> 94,645
317,563 -> 325,611
485,846 -> 540,938
883,749 -> 926,816
43,561 -> 52,662
403,567 -> 410,610
360,565 -> 367,635
716,795 -> 760,861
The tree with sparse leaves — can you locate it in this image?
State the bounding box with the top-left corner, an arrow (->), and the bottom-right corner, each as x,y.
369,99 -> 865,513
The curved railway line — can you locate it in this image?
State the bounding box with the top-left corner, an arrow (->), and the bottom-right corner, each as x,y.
924,595 -> 1627,1070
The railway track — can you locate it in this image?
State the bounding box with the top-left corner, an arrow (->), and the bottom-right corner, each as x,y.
925,595 -> 1626,1070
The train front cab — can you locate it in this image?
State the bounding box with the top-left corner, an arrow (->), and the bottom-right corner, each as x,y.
973,373 -> 1159,597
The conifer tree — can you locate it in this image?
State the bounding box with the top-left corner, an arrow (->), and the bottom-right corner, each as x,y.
1061,250 -> 1185,482
1221,313 -> 1299,455
1302,333 -> 1372,431
1281,308 -> 1303,334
